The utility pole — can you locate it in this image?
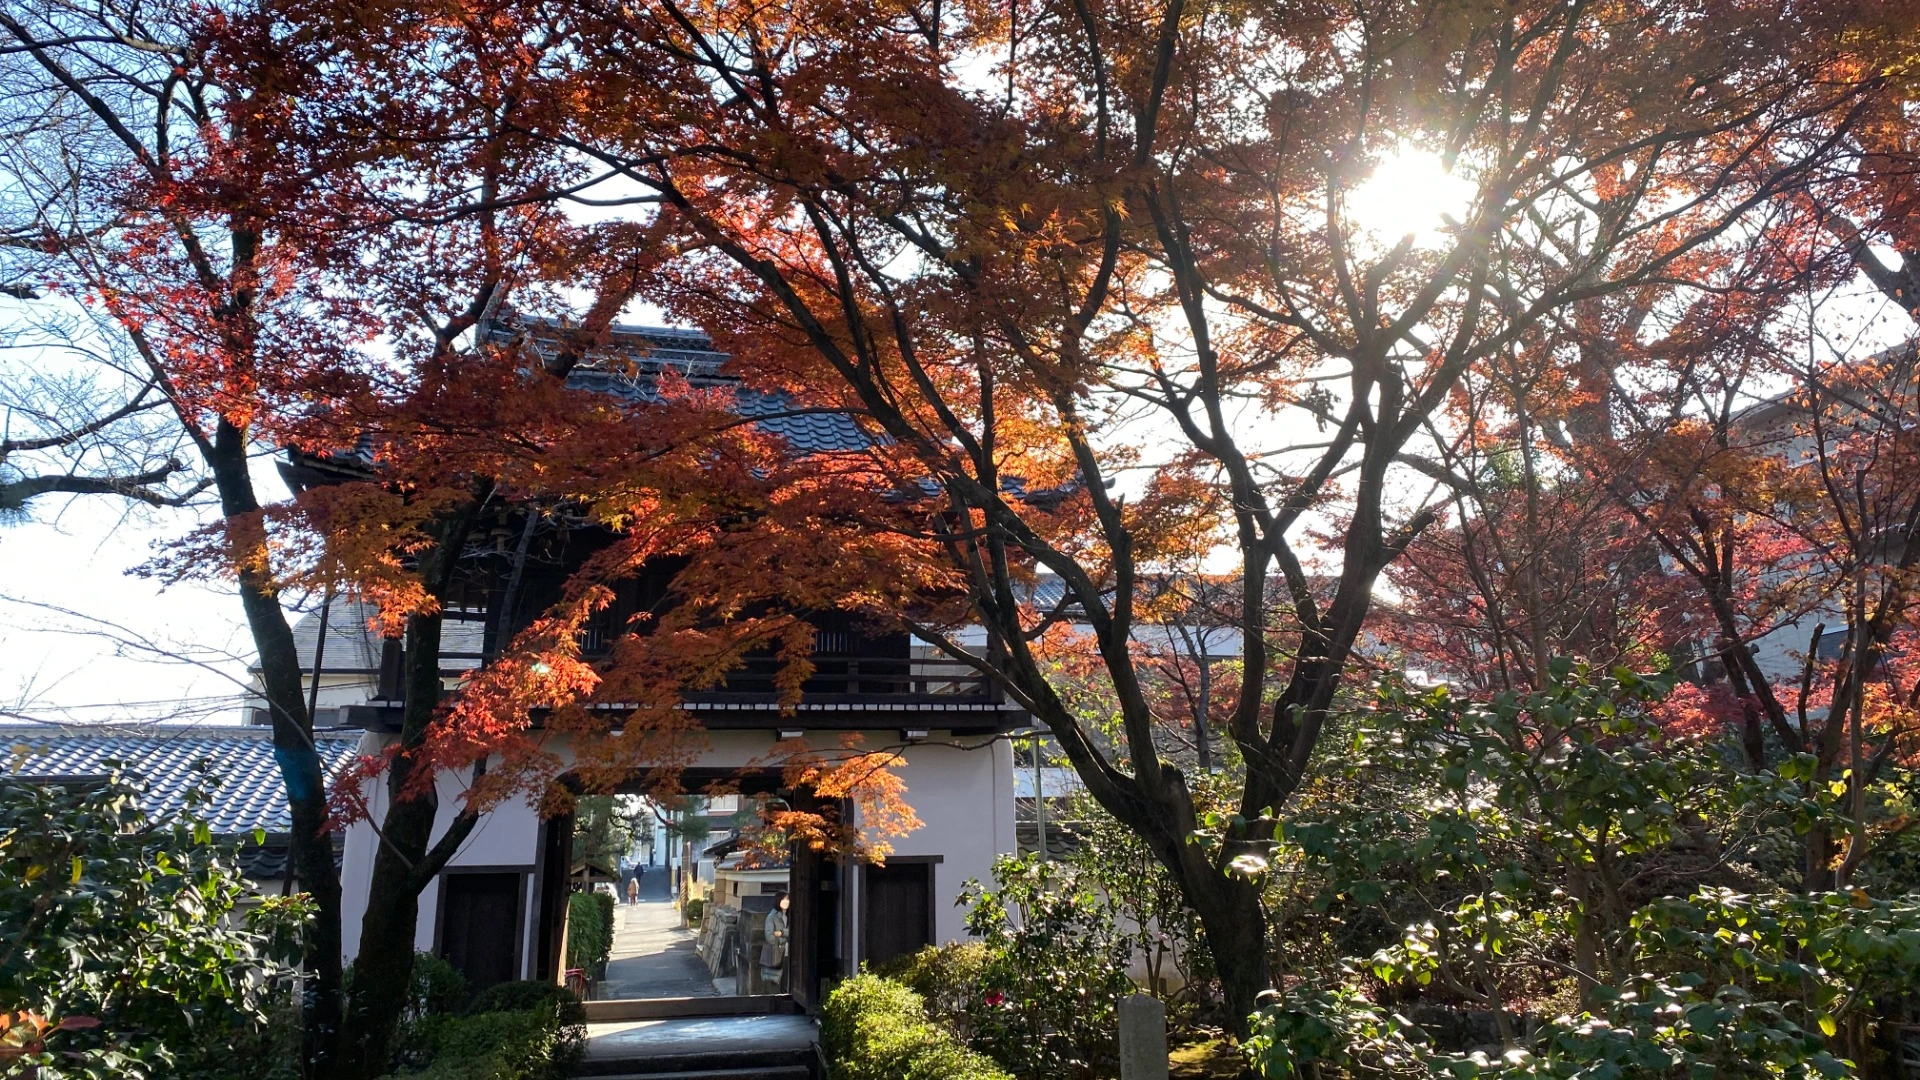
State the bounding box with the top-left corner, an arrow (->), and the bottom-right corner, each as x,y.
1031,730 -> 1048,863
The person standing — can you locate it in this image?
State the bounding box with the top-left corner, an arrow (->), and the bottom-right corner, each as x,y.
759,892 -> 790,994
626,874 -> 639,906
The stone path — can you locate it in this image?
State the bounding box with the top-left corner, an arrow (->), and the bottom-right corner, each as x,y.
596,870 -> 719,1000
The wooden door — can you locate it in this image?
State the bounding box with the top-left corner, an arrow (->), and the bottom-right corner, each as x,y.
862,861 -> 933,969
439,872 -> 523,991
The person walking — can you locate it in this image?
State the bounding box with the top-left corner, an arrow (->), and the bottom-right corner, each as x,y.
626,874 -> 639,906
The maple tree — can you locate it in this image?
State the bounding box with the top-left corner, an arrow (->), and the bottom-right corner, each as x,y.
1589,342 -> 1920,892
0,3 -> 360,1068
10,0 -> 1919,1066
361,0 -> 1890,1030
1373,98 -> 1920,890
2,5 -> 922,1076
1375,198 -> 1826,697
1379,422 -> 1682,696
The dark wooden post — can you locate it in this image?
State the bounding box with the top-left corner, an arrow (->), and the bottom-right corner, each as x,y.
533,811 -> 575,983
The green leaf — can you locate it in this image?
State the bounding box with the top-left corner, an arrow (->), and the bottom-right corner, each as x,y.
1818,1014 -> 1837,1038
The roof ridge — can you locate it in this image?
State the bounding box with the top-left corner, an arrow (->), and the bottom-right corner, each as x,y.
0,722 -> 363,741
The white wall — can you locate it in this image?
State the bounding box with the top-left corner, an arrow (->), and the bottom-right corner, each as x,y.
839,735 -> 1016,967
336,733 -> 542,973
335,726 -> 1016,976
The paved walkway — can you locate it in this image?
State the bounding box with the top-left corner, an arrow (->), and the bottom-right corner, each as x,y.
596,870 -> 719,999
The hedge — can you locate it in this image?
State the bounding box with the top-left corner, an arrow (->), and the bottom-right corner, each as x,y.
565,892 -> 614,977
469,979 -> 587,1031
820,974 -> 1012,1080
379,978 -> 585,1080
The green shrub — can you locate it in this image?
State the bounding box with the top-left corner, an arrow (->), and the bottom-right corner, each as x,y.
564,892 -> 611,975
592,891 -> 616,977
873,943 -> 992,1040
684,896 -> 706,925
355,950 -> 472,1068
467,979 -> 587,1031
379,988 -> 585,1080
959,855 -> 1137,1078
404,952 -> 474,1020
821,974 -> 1012,1080
0,772 -> 310,1080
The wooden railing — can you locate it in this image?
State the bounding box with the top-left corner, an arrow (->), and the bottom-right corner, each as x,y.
377,644 -> 1001,707
685,654 -> 1000,704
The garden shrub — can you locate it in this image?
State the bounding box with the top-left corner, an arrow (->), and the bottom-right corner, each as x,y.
0,772 -> 309,1080
958,855 -> 1138,1079
684,895 -> 706,925
821,974 -> 1012,1080
377,979 -> 585,1080
468,979 -> 588,1035
1245,667 -> 1920,1080
403,952 -> 474,1020
356,950 -> 472,1067
565,891 -> 612,976
874,943 -> 992,1040
593,891 -> 616,975
382,1008 -> 581,1080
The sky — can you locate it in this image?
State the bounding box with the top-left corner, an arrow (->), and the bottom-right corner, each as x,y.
0,458 -> 288,728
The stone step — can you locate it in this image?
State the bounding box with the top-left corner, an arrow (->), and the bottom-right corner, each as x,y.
576,1060 -> 802,1068
573,1050 -> 814,1076
575,1012 -> 820,1078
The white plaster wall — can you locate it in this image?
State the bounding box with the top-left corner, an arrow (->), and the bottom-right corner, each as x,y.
336,732 -> 541,971
851,735 -> 1017,958
336,726 -> 1016,976
1747,596 -> 1845,687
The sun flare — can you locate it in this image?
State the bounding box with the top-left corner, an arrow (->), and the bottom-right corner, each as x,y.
1345,148 -> 1479,250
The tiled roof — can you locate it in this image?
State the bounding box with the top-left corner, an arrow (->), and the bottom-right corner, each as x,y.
495,316 -> 875,456
565,368 -> 871,455
1014,820 -> 1081,861
234,841 -> 345,881
0,724 -> 364,835
503,318 -> 732,380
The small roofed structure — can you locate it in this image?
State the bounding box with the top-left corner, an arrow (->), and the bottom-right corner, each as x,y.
571,857 -> 620,888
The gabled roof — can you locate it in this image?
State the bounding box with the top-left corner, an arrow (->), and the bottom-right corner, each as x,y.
0,724 -> 364,835
502,318 -> 732,380
565,367 -> 872,456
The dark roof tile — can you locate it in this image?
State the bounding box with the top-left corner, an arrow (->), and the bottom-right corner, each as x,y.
1,725 -> 364,835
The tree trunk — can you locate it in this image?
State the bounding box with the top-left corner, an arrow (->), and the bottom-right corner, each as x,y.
1180,862 -> 1271,1037
1803,818 -> 1836,892
206,419 -> 346,1075
334,609 -> 450,1078
331,496 -> 491,1079
1108,773 -> 1273,1039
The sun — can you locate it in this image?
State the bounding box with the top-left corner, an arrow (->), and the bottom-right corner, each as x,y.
1344,147 -> 1479,250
